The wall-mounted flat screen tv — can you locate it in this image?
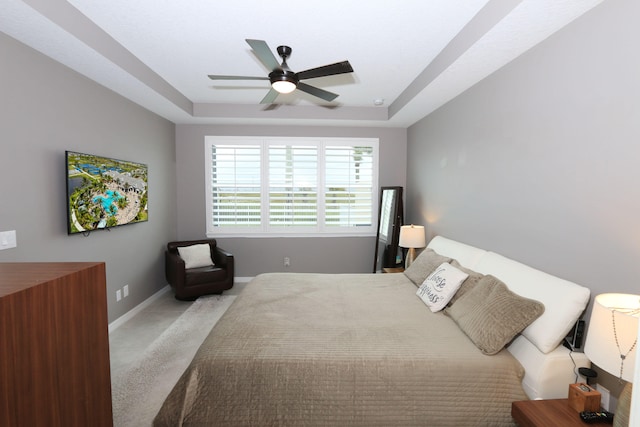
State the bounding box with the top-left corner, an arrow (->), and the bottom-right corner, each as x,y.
66,150 -> 148,235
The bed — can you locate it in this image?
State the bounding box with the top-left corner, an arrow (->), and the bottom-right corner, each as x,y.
154,236 -> 591,426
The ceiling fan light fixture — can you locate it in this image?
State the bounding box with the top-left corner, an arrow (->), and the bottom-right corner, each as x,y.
271,80 -> 297,94
269,68 -> 298,94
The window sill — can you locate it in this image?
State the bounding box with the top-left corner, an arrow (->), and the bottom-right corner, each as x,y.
206,232 -> 376,239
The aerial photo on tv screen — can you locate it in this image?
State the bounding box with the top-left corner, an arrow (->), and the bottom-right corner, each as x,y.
66,151 -> 148,234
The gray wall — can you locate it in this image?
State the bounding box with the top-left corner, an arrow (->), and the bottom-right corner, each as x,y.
406,0 -> 639,396
0,33 -> 177,322
175,125 -> 407,276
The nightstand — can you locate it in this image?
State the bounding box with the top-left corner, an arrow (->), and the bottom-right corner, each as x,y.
511,399 -> 611,426
382,267 -> 405,273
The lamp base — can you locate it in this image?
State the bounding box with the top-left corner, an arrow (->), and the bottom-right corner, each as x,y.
405,248 -> 417,269
613,382 -> 632,427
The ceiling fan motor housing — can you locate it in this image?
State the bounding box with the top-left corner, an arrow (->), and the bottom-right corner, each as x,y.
270,45 -> 298,87
269,69 -> 299,86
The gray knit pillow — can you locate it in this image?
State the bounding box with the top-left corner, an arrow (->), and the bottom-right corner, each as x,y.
403,249 -> 451,286
447,260 -> 485,306
445,275 -> 545,355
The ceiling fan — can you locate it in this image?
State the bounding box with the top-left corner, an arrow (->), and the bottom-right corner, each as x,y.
208,39 -> 354,104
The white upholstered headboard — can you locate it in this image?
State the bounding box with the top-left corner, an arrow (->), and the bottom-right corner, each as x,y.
427,235 -> 591,399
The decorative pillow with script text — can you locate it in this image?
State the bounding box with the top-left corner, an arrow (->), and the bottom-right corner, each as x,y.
416,262 -> 469,312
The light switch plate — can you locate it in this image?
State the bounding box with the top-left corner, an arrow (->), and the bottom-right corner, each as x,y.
0,230 -> 17,250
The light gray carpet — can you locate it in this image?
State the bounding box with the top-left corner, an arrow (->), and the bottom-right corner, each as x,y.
111,294 -> 236,427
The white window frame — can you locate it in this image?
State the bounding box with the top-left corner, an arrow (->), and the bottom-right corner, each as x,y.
205,136 -> 379,238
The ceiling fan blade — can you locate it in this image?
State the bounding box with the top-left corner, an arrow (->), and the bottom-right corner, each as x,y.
260,88 -> 279,104
208,75 -> 269,81
296,82 -> 339,102
296,61 -> 353,80
245,39 -> 280,71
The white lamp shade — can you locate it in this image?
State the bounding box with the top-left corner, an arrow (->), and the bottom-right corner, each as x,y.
584,293 -> 640,382
271,80 -> 296,94
398,225 -> 425,249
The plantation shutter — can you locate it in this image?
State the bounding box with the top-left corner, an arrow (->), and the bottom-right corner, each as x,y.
210,144 -> 262,227
324,145 -> 374,228
268,145 -> 318,227
206,136 -> 378,237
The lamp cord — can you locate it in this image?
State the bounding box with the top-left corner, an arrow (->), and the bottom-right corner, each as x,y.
568,348 -> 578,383
611,309 -> 639,382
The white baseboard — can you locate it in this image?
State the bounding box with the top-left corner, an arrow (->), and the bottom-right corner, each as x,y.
108,285 -> 171,334
235,276 -> 253,283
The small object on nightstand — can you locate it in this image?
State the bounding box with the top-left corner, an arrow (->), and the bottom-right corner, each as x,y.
578,367 -> 598,386
568,383 -> 601,412
579,410 -> 614,423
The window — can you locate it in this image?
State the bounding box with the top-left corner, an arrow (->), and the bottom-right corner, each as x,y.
205,136 -> 379,237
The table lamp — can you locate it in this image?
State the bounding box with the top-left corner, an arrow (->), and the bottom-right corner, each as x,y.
398,225 -> 425,268
584,293 -> 640,426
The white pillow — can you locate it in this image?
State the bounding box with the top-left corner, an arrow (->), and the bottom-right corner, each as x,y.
426,235 -> 488,269
416,262 -> 469,312
177,244 -> 215,269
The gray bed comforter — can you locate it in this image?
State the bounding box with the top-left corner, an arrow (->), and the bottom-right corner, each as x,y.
154,272 -> 526,426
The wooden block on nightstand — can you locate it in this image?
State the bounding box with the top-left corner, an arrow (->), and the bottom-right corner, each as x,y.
568,383 -> 600,412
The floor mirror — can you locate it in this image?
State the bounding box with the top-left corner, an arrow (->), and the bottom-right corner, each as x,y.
373,186 -> 403,273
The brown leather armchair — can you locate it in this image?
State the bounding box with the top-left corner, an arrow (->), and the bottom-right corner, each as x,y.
165,239 -> 234,300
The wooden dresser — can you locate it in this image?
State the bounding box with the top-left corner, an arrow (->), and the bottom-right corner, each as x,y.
0,262 -> 113,427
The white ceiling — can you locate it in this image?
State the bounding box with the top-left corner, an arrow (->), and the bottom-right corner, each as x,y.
1,0 -> 604,127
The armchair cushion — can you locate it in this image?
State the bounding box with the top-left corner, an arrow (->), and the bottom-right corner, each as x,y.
185,266 -> 227,286
177,243 -> 215,269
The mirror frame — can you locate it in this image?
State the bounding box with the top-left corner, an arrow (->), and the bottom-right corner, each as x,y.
373,186 -> 404,273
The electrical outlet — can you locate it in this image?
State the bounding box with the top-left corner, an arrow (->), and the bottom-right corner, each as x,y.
0,230 -> 17,250
123,285 -> 129,298
116,289 -> 122,302
284,257 -> 291,267
596,384 -> 610,411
